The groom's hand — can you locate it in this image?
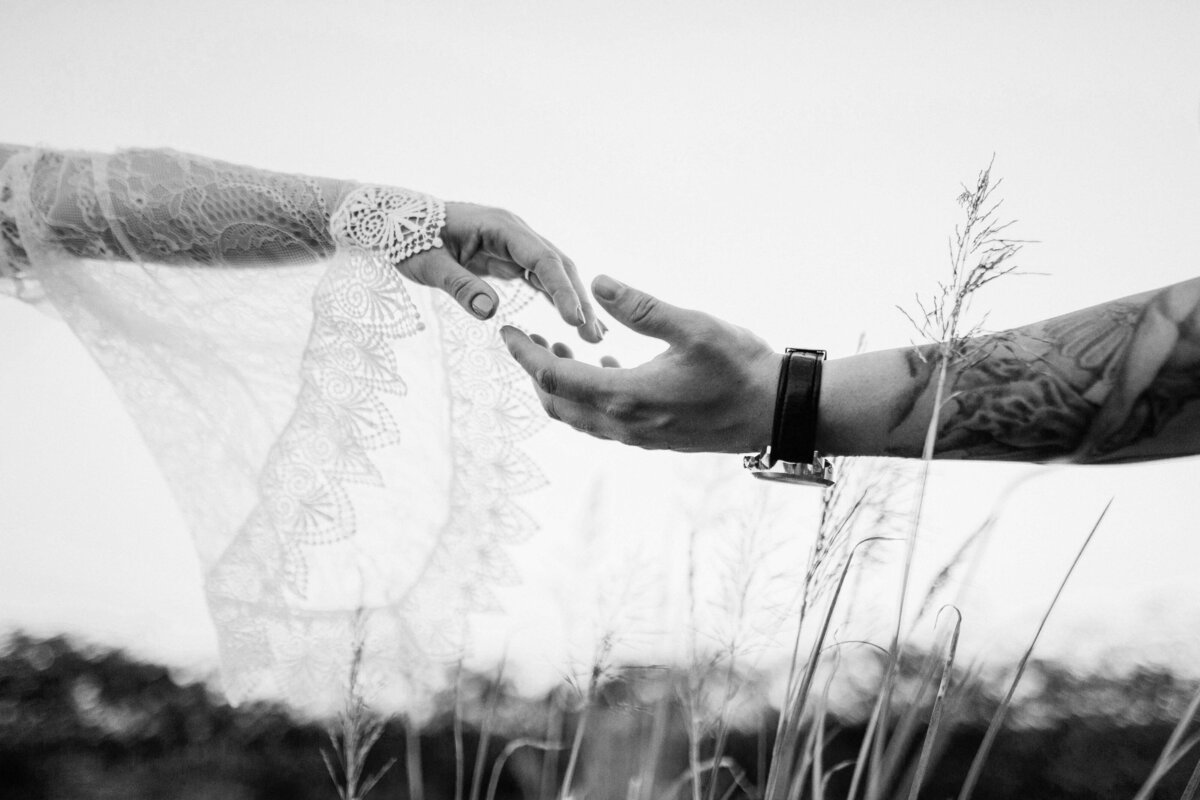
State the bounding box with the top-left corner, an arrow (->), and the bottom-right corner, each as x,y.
501,275 -> 780,453
402,202 -> 603,343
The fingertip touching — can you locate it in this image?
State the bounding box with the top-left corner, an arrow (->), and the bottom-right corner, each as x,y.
592,274 -> 624,303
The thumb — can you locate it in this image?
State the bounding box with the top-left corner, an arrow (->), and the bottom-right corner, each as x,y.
403,249 -> 500,320
591,275 -> 691,343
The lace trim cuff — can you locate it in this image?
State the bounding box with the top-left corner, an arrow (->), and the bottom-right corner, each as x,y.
329,185 -> 446,267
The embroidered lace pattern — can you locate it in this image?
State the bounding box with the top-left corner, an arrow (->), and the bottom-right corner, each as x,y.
330,185 -> 446,266
1,146 -> 545,715
1,145 -> 35,298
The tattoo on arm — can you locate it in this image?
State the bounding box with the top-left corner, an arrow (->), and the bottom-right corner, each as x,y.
889,277 -> 1200,463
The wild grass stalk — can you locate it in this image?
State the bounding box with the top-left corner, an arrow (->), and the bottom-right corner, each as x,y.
469,657 -> 507,800
454,660 -> 466,800
485,738 -> 566,800
904,607 -> 962,800
848,157 -> 1030,800
701,479 -> 797,800
685,511 -> 706,800
635,692 -> 672,800
872,644 -> 948,794
322,614 -> 396,800
1180,750 -> 1200,800
766,535 -> 900,800
1132,681 -> 1200,800
404,716 -> 425,800
955,498 -> 1111,800
559,634 -> 613,800
541,696 -> 566,799
908,469 -> 1046,632
798,655 -> 840,800
663,758 -> 754,800
764,458 -> 905,800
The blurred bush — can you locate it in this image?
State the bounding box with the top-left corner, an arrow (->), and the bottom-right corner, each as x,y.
0,633 -> 1195,799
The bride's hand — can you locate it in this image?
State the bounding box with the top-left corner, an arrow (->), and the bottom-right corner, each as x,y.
401,202 -> 603,342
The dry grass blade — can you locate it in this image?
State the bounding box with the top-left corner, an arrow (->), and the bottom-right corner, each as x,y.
910,469 -> 1047,630
956,498 -> 1112,800
905,607 -> 963,800
663,758 -> 753,800
485,738 -> 567,800
560,643 -> 610,800
800,665 -> 838,800
636,693 -> 672,800
764,536 -> 901,800
454,661 -> 466,800
470,657 -> 507,800
541,700 -> 565,800
1180,750 -> 1200,800
820,761 -> 856,798
559,701 -> 591,800
1132,681 -> 1200,800
404,716 -> 425,800
874,644 -> 944,790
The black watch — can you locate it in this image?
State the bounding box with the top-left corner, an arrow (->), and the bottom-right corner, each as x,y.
743,348 -> 834,487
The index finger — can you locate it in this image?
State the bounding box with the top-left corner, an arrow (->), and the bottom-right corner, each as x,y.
501,326 -> 615,404
491,226 -> 584,326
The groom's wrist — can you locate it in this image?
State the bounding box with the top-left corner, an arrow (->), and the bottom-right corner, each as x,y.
746,352 -> 783,453
742,347 -> 833,485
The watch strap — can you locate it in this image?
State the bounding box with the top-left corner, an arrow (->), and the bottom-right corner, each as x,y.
770,347 -> 825,464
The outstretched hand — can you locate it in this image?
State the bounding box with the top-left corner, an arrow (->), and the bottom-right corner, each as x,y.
402,202 -> 603,342
501,275 -> 780,453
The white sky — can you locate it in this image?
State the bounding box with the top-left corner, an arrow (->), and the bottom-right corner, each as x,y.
1,0 -> 1199,692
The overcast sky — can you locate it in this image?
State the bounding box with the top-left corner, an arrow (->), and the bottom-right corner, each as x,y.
1,0 -> 1199,694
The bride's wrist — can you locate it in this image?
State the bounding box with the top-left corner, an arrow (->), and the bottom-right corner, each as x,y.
329,184 -> 447,266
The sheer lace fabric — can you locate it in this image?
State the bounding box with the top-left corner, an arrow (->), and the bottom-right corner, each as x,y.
0,147 -> 544,715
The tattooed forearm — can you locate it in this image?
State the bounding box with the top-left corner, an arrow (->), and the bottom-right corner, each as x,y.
886,277 -> 1200,463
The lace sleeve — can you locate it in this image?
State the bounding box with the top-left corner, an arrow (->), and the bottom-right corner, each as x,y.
9,148 -> 349,269
2,145 -> 543,716
1,144 -> 33,291
3,146 -> 452,273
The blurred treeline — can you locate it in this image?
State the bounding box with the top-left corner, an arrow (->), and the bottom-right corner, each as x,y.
1,633 -> 1195,800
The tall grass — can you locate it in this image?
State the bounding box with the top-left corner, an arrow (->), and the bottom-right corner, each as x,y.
323,612 -> 396,800
316,162 -> 1196,800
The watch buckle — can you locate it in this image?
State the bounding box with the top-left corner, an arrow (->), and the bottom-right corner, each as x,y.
743,450 -> 835,487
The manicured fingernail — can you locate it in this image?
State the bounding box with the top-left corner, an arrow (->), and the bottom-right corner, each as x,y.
593,275 -> 622,302
471,294 -> 495,319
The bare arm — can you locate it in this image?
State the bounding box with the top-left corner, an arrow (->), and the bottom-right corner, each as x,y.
505,275 -> 1200,465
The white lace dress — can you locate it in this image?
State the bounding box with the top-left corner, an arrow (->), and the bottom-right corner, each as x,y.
0,146 -> 545,714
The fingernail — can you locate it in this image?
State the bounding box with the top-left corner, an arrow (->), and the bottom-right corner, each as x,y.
471,294 -> 496,319
573,304 -> 585,325
593,275 -> 622,302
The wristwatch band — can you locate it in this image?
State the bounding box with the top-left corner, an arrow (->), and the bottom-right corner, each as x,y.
772,347 -> 824,463
743,347 -> 834,486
